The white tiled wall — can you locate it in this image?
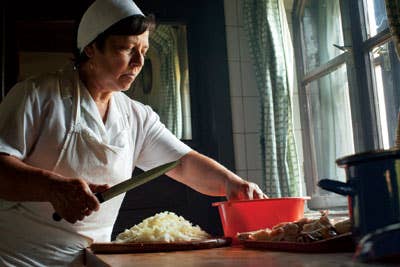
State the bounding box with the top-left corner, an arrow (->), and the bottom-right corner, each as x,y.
224,0 -> 261,184
223,0 -> 304,188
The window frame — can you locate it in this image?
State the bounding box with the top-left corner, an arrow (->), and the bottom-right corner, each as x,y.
292,0 -> 393,209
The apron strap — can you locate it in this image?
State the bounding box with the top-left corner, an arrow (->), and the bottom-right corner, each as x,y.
52,71 -> 81,171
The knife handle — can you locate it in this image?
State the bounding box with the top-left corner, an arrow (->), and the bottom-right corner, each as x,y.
52,192 -> 103,221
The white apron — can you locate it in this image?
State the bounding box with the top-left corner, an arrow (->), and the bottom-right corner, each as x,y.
0,70 -> 134,266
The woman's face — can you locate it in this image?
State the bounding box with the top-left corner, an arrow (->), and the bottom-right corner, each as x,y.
86,30 -> 149,92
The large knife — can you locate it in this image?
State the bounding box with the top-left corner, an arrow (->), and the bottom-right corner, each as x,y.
53,160 -> 179,221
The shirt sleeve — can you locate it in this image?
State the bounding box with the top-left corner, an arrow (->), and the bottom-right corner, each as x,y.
0,80 -> 41,159
135,104 -> 192,171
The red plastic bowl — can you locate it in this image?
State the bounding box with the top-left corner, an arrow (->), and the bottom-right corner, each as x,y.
212,197 -> 310,243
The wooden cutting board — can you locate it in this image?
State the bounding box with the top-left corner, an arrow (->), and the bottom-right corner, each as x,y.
90,237 -> 232,254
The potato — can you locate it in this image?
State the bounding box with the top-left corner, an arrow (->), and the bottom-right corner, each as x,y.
334,219 -> 352,234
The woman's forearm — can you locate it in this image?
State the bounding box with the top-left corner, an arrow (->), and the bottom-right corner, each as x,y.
166,150 -> 243,197
0,154 -> 59,202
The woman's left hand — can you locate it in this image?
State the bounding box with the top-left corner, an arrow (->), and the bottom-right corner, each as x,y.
226,179 -> 268,200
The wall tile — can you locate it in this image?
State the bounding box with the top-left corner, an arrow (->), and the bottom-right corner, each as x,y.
233,133 -> 247,170
247,169 -> 263,188
225,26 -> 240,61
292,92 -> 302,131
241,61 -> 259,97
294,129 -> 304,171
236,170 -> 248,181
239,26 -> 252,62
245,133 -> 262,169
224,0 -> 238,26
243,97 -> 260,133
237,0 -> 243,27
227,60 -> 242,97
231,97 -> 245,133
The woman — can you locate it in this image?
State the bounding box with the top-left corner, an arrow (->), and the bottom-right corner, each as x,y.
0,0 -> 266,265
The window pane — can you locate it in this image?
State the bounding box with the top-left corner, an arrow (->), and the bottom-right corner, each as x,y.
301,0 -> 344,72
306,64 -> 354,194
364,0 -> 388,39
370,40 -> 400,149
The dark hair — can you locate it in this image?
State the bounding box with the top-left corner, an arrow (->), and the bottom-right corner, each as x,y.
73,14 -> 156,66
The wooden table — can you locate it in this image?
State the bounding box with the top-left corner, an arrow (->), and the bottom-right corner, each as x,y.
85,246 -> 400,267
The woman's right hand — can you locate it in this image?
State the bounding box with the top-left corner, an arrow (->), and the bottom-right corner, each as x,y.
49,177 -> 109,223
0,154 -> 108,223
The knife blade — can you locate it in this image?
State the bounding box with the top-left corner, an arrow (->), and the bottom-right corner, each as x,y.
53,160 -> 179,221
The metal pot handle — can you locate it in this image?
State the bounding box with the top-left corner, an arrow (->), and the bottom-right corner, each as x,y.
318,179 -> 356,196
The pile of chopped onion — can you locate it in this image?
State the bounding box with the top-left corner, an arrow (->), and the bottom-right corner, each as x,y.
115,211 -> 211,243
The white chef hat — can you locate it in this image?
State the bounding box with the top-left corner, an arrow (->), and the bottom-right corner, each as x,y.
77,0 -> 144,52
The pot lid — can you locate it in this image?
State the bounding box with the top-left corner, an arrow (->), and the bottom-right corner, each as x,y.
336,149 -> 400,166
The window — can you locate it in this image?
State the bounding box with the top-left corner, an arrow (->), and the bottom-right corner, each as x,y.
293,0 -> 400,209
370,40 -> 400,148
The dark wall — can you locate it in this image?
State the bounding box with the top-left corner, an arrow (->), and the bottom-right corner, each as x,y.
1,0 -> 234,238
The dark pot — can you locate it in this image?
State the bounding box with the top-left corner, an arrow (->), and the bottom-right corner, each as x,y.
318,149 -> 400,240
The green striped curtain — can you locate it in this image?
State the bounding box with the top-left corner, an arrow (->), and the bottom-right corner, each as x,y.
243,0 -> 300,197
150,25 -> 182,137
